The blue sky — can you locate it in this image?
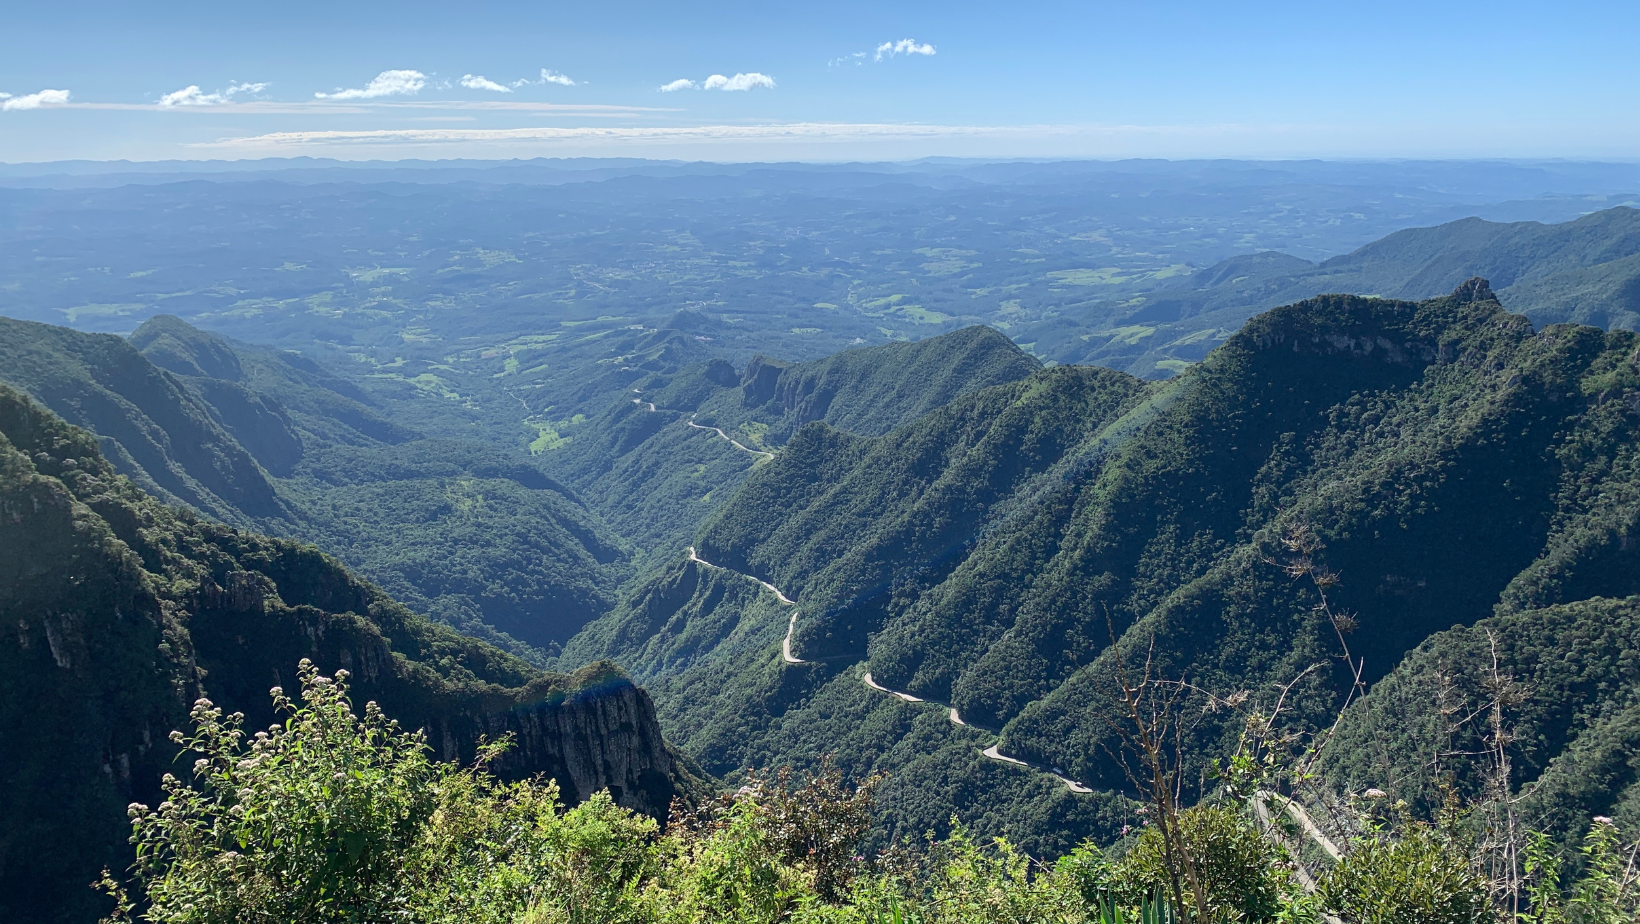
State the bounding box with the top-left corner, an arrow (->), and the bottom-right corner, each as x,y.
2,0 -> 1637,162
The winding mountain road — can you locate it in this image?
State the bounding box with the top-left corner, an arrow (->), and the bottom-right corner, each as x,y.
681,549 -> 1094,793
686,417 -> 775,460
863,673 -> 1092,793
685,546 -> 804,663
669,426 -> 1094,794
627,392 -> 773,460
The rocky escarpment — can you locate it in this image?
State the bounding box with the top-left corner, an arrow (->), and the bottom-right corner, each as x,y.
0,383 -> 695,924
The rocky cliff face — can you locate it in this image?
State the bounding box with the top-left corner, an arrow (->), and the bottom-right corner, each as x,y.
0,384 -> 694,924
458,671 -> 680,818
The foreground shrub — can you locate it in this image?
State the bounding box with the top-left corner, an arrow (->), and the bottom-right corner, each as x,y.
1111,804 -> 1294,923
113,658 -> 1637,924
1523,818 -> 1640,924
1317,823 -> 1489,924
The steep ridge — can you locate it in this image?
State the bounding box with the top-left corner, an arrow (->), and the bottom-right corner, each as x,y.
1328,596 -> 1640,852
706,326 -> 1044,443
0,315 -> 630,655
999,279 -> 1639,798
562,361 -> 1151,852
0,385 -> 698,924
0,316 -> 289,523
130,314 -> 417,459
565,279 -> 1640,856
544,326 -> 1043,562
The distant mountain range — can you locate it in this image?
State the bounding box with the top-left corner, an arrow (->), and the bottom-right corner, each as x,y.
1037,206 -> 1640,375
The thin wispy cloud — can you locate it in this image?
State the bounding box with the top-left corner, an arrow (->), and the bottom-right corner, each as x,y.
832,39 -> 937,67
876,39 -> 936,61
460,74 -> 511,93
47,99 -> 669,116
506,69 -> 576,89
202,121 -> 1047,149
2,89 -> 71,111
159,81 -> 269,107
315,70 -> 426,100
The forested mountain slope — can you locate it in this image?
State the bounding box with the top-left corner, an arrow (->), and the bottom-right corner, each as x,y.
564,278 -> 1640,856
1037,206 -> 1640,375
0,316 -> 290,524
0,315 -> 631,654
695,326 -> 1042,444
541,326 -> 1042,562
0,385 -> 696,924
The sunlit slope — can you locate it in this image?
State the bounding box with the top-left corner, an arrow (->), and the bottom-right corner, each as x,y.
562,360 -> 1150,853
0,315 -> 289,523
568,278 -> 1640,854
543,325 -> 1044,561
1001,279 -> 1639,795
1043,206 -> 1640,375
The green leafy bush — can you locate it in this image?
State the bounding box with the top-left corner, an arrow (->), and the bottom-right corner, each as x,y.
104,659 -> 662,924
1317,824 -> 1490,924
1524,818 -> 1640,924
1112,804 -> 1295,923
111,656 -> 1640,924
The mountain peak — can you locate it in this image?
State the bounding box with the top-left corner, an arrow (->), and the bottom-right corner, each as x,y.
1449,276 -> 1497,304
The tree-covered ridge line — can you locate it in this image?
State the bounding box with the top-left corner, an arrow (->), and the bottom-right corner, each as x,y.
0,383 -> 700,924
1033,206 -> 1640,375
562,278 -> 1640,862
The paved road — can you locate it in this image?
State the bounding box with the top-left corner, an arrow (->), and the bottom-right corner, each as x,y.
861,676 -> 1093,794
628,393 -> 773,460
686,417 -> 775,460
683,528 -> 1093,793
686,546 -> 804,663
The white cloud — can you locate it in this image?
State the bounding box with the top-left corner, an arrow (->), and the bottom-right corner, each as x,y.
875,39 -> 936,61
2,89 -> 71,111
507,69 -> 576,89
315,70 -> 426,100
703,72 -> 775,91
658,78 -> 697,92
460,74 -> 511,93
159,81 -> 269,107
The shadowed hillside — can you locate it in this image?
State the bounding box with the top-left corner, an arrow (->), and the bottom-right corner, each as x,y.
0,384 -> 699,924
